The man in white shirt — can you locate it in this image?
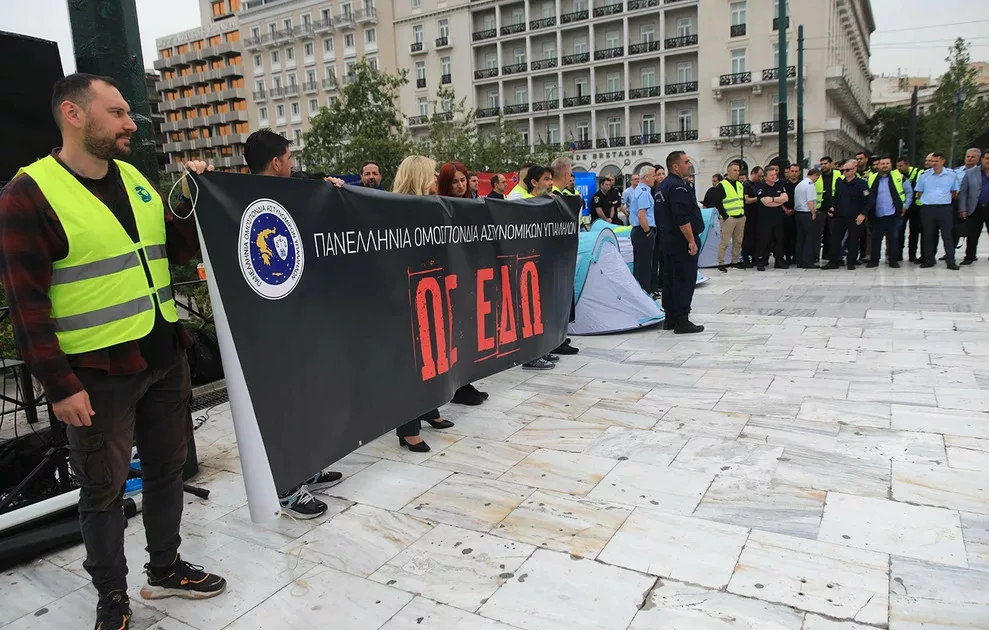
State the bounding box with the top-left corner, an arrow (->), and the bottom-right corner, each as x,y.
793,168 -> 821,268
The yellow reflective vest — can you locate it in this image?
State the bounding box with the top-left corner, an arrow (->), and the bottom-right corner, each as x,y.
17,156 -> 179,354
719,179 -> 745,217
815,170 -> 838,206
867,170 -> 907,206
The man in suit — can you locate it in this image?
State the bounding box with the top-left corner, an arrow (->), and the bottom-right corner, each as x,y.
959,148 -> 989,264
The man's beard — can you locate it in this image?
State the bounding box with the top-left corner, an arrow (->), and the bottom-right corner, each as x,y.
84,122 -> 130,160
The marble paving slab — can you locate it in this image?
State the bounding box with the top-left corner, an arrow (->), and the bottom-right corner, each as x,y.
934,386 -> 989,411
576,398 -> 671,430
835,426 -> 946,465
889,557 -> 989,629
224,565 -> 412,629
380,597 -> 520,630
740,415 -> 840,451
492,490 -> 632,559
961,511 -> 989,571
715,391 -> 803,419
438,411 -> 530,441
817,493 -> 967,566
892,366 -> 978,387
696,370 -> 776,393
801,616 -> 879,630
727,530 -> 889,625
328,459 -> 452,511
400,473 -> 534,532
280,503 -> 435,577
846,383 -> 938,406
477,549 -> 655,630
642,386 -> 727,410
506,392 -> 603,421
628,580 -> 806,629
583,426 -> 688,467
892,461 -> 989,514
653,406 -> 750,439
771,447 -> 891,499
420,437 -> 535,478
3,585 -> 164,630
598,508 -> 749,588
693,476 -> 827,539
505,417 -> 610,452
368,524 -> 536,612
670,437 -> 783,480
356,431 -> 462,464
767,376 -> 851,400
0,560 -> 89,626
586,460 -> 715,513
574,378 -> 653,402
944,434 -> 989,472
499,448 -> 618,496
890,404 -> 989,439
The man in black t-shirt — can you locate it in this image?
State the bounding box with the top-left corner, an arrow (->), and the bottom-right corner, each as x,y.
591,177 -> 617,224
754,165 -> 789,270
740,166 -> 764,267
783,164 -> 801,265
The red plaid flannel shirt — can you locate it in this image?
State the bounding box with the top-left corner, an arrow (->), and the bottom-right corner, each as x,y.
0,151 -> 199,402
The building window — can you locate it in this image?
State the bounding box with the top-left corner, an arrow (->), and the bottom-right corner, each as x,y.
574,37 -> 587,55
606,30 -> 620,48
254,54 -> 263,69
273,76 -> 282,89
485,53 -> 497,69
345,60 -> 356,76
302,14 -> 312,28
415,61 -> 426,80
413,25 -> 423,43
640,24 -> 654,43
271,50 -> 280,64
366,28 -> 376,43
574,0 -> 586,10
344,34 -> 355,47
306,69 -> 317,84
286,47 -> 295,61
678,109 -> 692,131
412,0 -> 421,8
544,83 -> 557,100
731,49 -> 747,74
309,98 -> 319,111
642,114 -> 656,136
329,96 -> 338,106
575,77 -> 588,96
276,103 -> 285,123
641,67 -> 655,88
543,42 -> 556,59
251,26 -> 260,39
255,79 -> 265,92
608,117 -> 622,138
442,95 -> 452,113
771,94 -> 780,121
268,23 -> 277,37
258,106 -> 268,121
418,96 -> 428,116
368,56 -> 378,70
730,1 -> 747,26
283,18 -> 292,31
487,90 -> 499,108
304,42 -> 314,57
483,14 -> 495,30
325,65 -> 336,80
291,101 -> 300,116
576,122 -> 589,141
514,47 -> 526,64
294,128 -> 303,146
730,99 -> 746,125
438,19 -> 449,39
607,72 -> 621,92
321,8 -> 331,22
677,62 -> 693,83
772,43 -> 791,68
324,39 -> 334,54
441,56 -> 451,75
542,2 -> 554,18
515,86 -> 528,104
676,18 -> 693,37
512,8 -> 524,24
547,124 -> 559,144
342,3 -> 352,19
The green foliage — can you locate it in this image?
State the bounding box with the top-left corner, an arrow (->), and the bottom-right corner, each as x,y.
865,106 -> 924,159
301,59 -> 412,188
473,116 -> 537,172
414,87 -> 479,167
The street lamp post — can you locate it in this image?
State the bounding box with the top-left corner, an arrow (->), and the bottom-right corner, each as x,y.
729,129 -> 757,175
950,88 -> 968,168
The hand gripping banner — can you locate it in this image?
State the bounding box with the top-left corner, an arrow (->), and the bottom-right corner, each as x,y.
191,173 -> 579,521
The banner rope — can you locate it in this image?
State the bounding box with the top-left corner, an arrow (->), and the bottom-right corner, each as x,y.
168,167 -> 200,220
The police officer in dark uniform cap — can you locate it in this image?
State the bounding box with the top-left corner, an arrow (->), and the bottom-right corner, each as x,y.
656,151 -> 705,334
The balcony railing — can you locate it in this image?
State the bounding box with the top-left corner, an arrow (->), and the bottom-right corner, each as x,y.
323,77 -> 338,89
269,87 -> 284,98
730,23 -> 746,37
595,136 -> 626,148
284,84 -> 299,95
594,46 -> 624,60
593,3 -> 624,17
627,0 -> 659,10
503,62 -> 528,74
532,58 -> 558,70
629,133 -> 660,145
664,34 -> 698,49
530,17 -> 556,30
472,28 -> 496,41
245,37 -> 262,49
563,95 -> 591,107
773,16 -> 790,30
501,22 -> 526,36
573,139 -> 592,150
477,107 -> 501,118
665,81 -> 698,95
435,36 -> 451,48
441,73 -> 452,84
666,129 -> 698,142
761,119 -> 795,133
719,72 -> 751,86
416,78 -> 426,89
252,89 -> 266,101
303,81 -> 319,92
562,52 -> 590,65
595,90 -> 625,104
629,86 -> 661,99
475,68 -> 499,79
408,115 -> 428,126
410,41 -> 424,53
337,13 -> 355,28
720,123 -> 752,137
295,24 -> 315,38
355,7 -> 377,23
762,66 -> 797,81
504,103 -> 529,114
560,10 -> 589,23
437,111 -> 453,121
532,99 -> 559,111
313,19 -> 333,33
629,41 -> 661,55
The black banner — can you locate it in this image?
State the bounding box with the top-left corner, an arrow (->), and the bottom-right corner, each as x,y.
193,173 -> 579,494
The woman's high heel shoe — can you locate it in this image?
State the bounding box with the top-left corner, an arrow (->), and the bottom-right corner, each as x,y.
399,437 -> 431,452
425,418 -> 454,429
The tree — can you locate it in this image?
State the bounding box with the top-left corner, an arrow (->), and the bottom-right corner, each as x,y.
302,59 -> 411,186
473,116 -> 535,172
865,106 -> 916,159
414,87 -> 479,167
922,38 -> 988,163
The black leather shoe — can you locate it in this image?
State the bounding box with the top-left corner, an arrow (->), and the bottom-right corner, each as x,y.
920,261 -> 936,268
399,437 -> 431,452
847,263 -> 856,270
718,265 -> 728,272
674,319 -> 705,334
889,261 -> 900,268
451,385 -> 485,406
912,258 -> 923,265
947,263 -> 960,270
865,261 -> 879,268
663,317 -> 677,330
757,265 -> 766,271
961,258 -> 976,265
822,262 -> 840,269
425,418 -> 455,429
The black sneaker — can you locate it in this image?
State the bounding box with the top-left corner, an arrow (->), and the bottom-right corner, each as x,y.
553,341 -> 579,355
674,319 -> 705,334
523,357 -> 556,370
305,470 -> 343,493
95,591 -> 131,630
866,261 -> 879,268
947,262 -> 960,270
889,261 -> 900,268
451,384 -> 486,405
718,265 -> 728,273
544,354 -> 560,362
278,486 -> 329,520
920,261 -> 936,268
847,263 -> 856,270
756,265 -> 766,271
663,316 -> 677,330
140,556 -> 226,601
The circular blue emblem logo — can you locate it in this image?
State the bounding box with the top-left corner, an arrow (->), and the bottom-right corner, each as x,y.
239,199 -> 304,300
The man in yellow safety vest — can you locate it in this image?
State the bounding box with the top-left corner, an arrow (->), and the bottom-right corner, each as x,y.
712,161 -> 746,272
0,73 -> 224,630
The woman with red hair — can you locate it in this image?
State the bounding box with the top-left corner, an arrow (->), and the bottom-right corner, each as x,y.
436,161 -> 489,406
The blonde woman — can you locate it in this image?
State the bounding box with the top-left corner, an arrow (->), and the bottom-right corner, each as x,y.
392,156 -> 455,452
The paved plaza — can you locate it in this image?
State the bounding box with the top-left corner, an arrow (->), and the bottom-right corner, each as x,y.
3,262 -> 989,629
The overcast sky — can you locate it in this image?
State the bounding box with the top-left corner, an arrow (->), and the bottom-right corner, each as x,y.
4,0 -> 988,80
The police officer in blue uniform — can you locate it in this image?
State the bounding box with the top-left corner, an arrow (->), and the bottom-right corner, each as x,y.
656,151 -> 705,334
